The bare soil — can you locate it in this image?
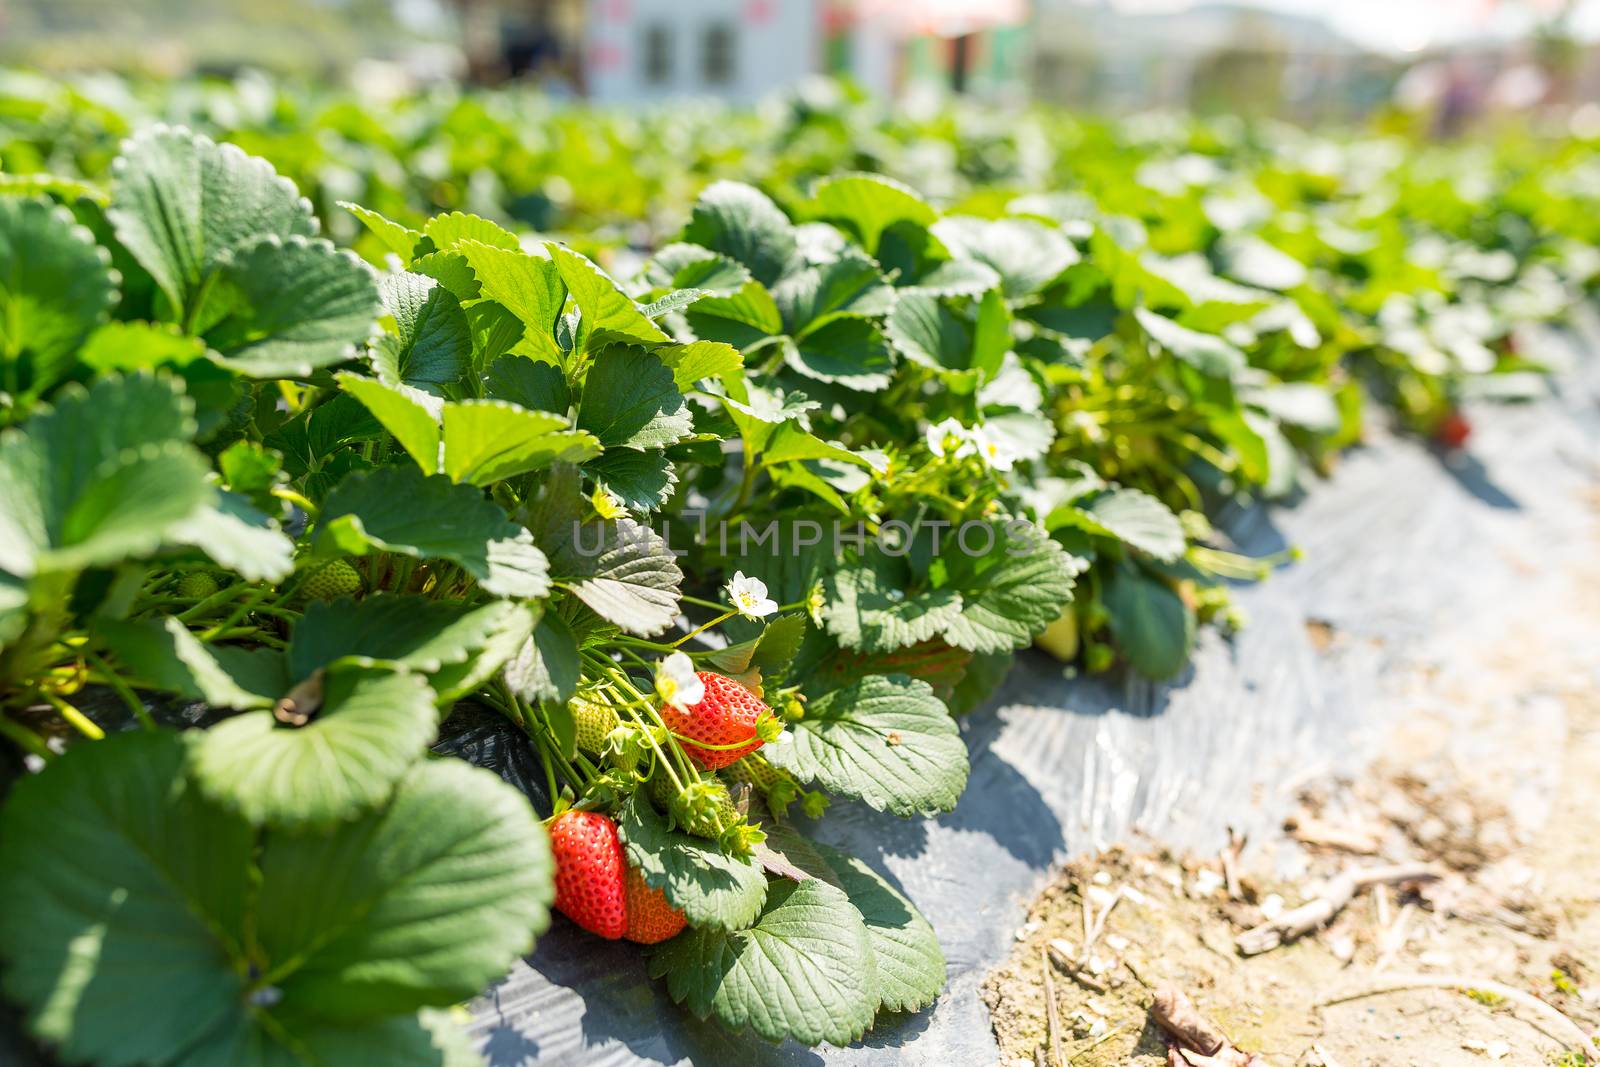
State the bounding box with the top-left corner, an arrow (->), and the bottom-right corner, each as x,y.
983,542 -> 1600,1065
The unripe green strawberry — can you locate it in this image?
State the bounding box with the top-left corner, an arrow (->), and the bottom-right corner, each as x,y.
724,754 -> 785,793
647,773 -> 737,840
571,697 -> 620,755
302,560 -> 362,601
175,572 -> 220,600
723,755 -> 827,820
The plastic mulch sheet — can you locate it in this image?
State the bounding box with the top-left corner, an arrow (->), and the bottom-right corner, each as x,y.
2,321 -> 1596,1067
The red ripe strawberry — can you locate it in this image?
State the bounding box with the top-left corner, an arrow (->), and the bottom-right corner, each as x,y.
623,866 -> 687,944
663,672 -> 769,770
1435,409 -> 1472,450
548,811 -> 626,939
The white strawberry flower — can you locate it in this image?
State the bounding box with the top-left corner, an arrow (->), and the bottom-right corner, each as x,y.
971,424 -> 1017,472
926,417 -> 975,459
655,651 -> 704,711
725,570 -> 778,620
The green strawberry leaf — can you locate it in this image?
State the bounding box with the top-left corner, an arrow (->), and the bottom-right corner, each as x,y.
1103,562 -> 1195,680
455,240 -> 566,364
288,595 -> 531,682
617,793 -> 768,930
108,125 -> 316,320
191,662 -> 439,828
823,555 -> 963,653
647,877 -> 876,1046
684,280 -> 784,350
79,321 -> 206,373
1134,306 -> 1246,378
931,216 -> 1080,299
503,611 -> 580,704
205,234 -> 382,378
646,242 -> 754,295
654,340 -> 744,391
783,318 -> 895,392
336,373 -> 443,472
100,615 -> 285,708
485,354 -> 570,412
938,521 -> 1080,655
167,492 -> 297,583
337,374 -> 599,486
0,196 -> 117,396
316,465 -> 550,598
0,373 -> 214,580
683,181 -> 797,287
584,447 -> 678,511
373,271 -> 471,388
576,346 -> 692,449
533,511 -> 683,636
0,730 -> 257,1067
885,290 -> 979,381
421,211 -> 520,252
639,287 -> 710,319
548,243 -> 669,348
773,250 -> 893,337
811,173 -> 935,254
912,258 -> 1004,297
811,843 -> 945,1013
1048,487 -> 1186,562
255,754 -> 552,1017
765,674 -> 969,816
340,201 -> 423,261
442,399 -> 600,485
1216,234 -> 1307,292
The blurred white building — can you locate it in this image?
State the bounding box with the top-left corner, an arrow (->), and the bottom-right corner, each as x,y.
581,0 -> 1025,102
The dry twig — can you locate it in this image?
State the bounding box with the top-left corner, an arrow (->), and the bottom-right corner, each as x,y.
1220,828 -> 1247,901
1041,946 -> 1064,1067
1047,939 -> 1108,993
1285,813 -> 1382,854
1236,863 -> 1439,956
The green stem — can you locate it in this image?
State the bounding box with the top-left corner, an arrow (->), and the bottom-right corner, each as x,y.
200,585 -> 276,641
0,714 -> 53,760
670,610 -> 736,649
39,690 -> 105,740
82,648 -> 155,731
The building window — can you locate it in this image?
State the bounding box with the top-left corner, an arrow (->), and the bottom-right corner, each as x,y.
642,23 -> 673,85
701,22 -> 735,86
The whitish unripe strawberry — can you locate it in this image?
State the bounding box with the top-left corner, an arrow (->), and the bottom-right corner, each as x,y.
1033,607 -> 1079,662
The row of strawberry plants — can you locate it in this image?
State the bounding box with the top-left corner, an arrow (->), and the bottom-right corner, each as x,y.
0,115 -> 1589,1067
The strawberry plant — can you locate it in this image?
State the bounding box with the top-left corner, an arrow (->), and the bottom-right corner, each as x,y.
0,78 -> 1592,1065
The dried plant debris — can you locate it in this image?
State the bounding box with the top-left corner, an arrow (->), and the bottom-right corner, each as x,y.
984,734 -> 1600,1067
